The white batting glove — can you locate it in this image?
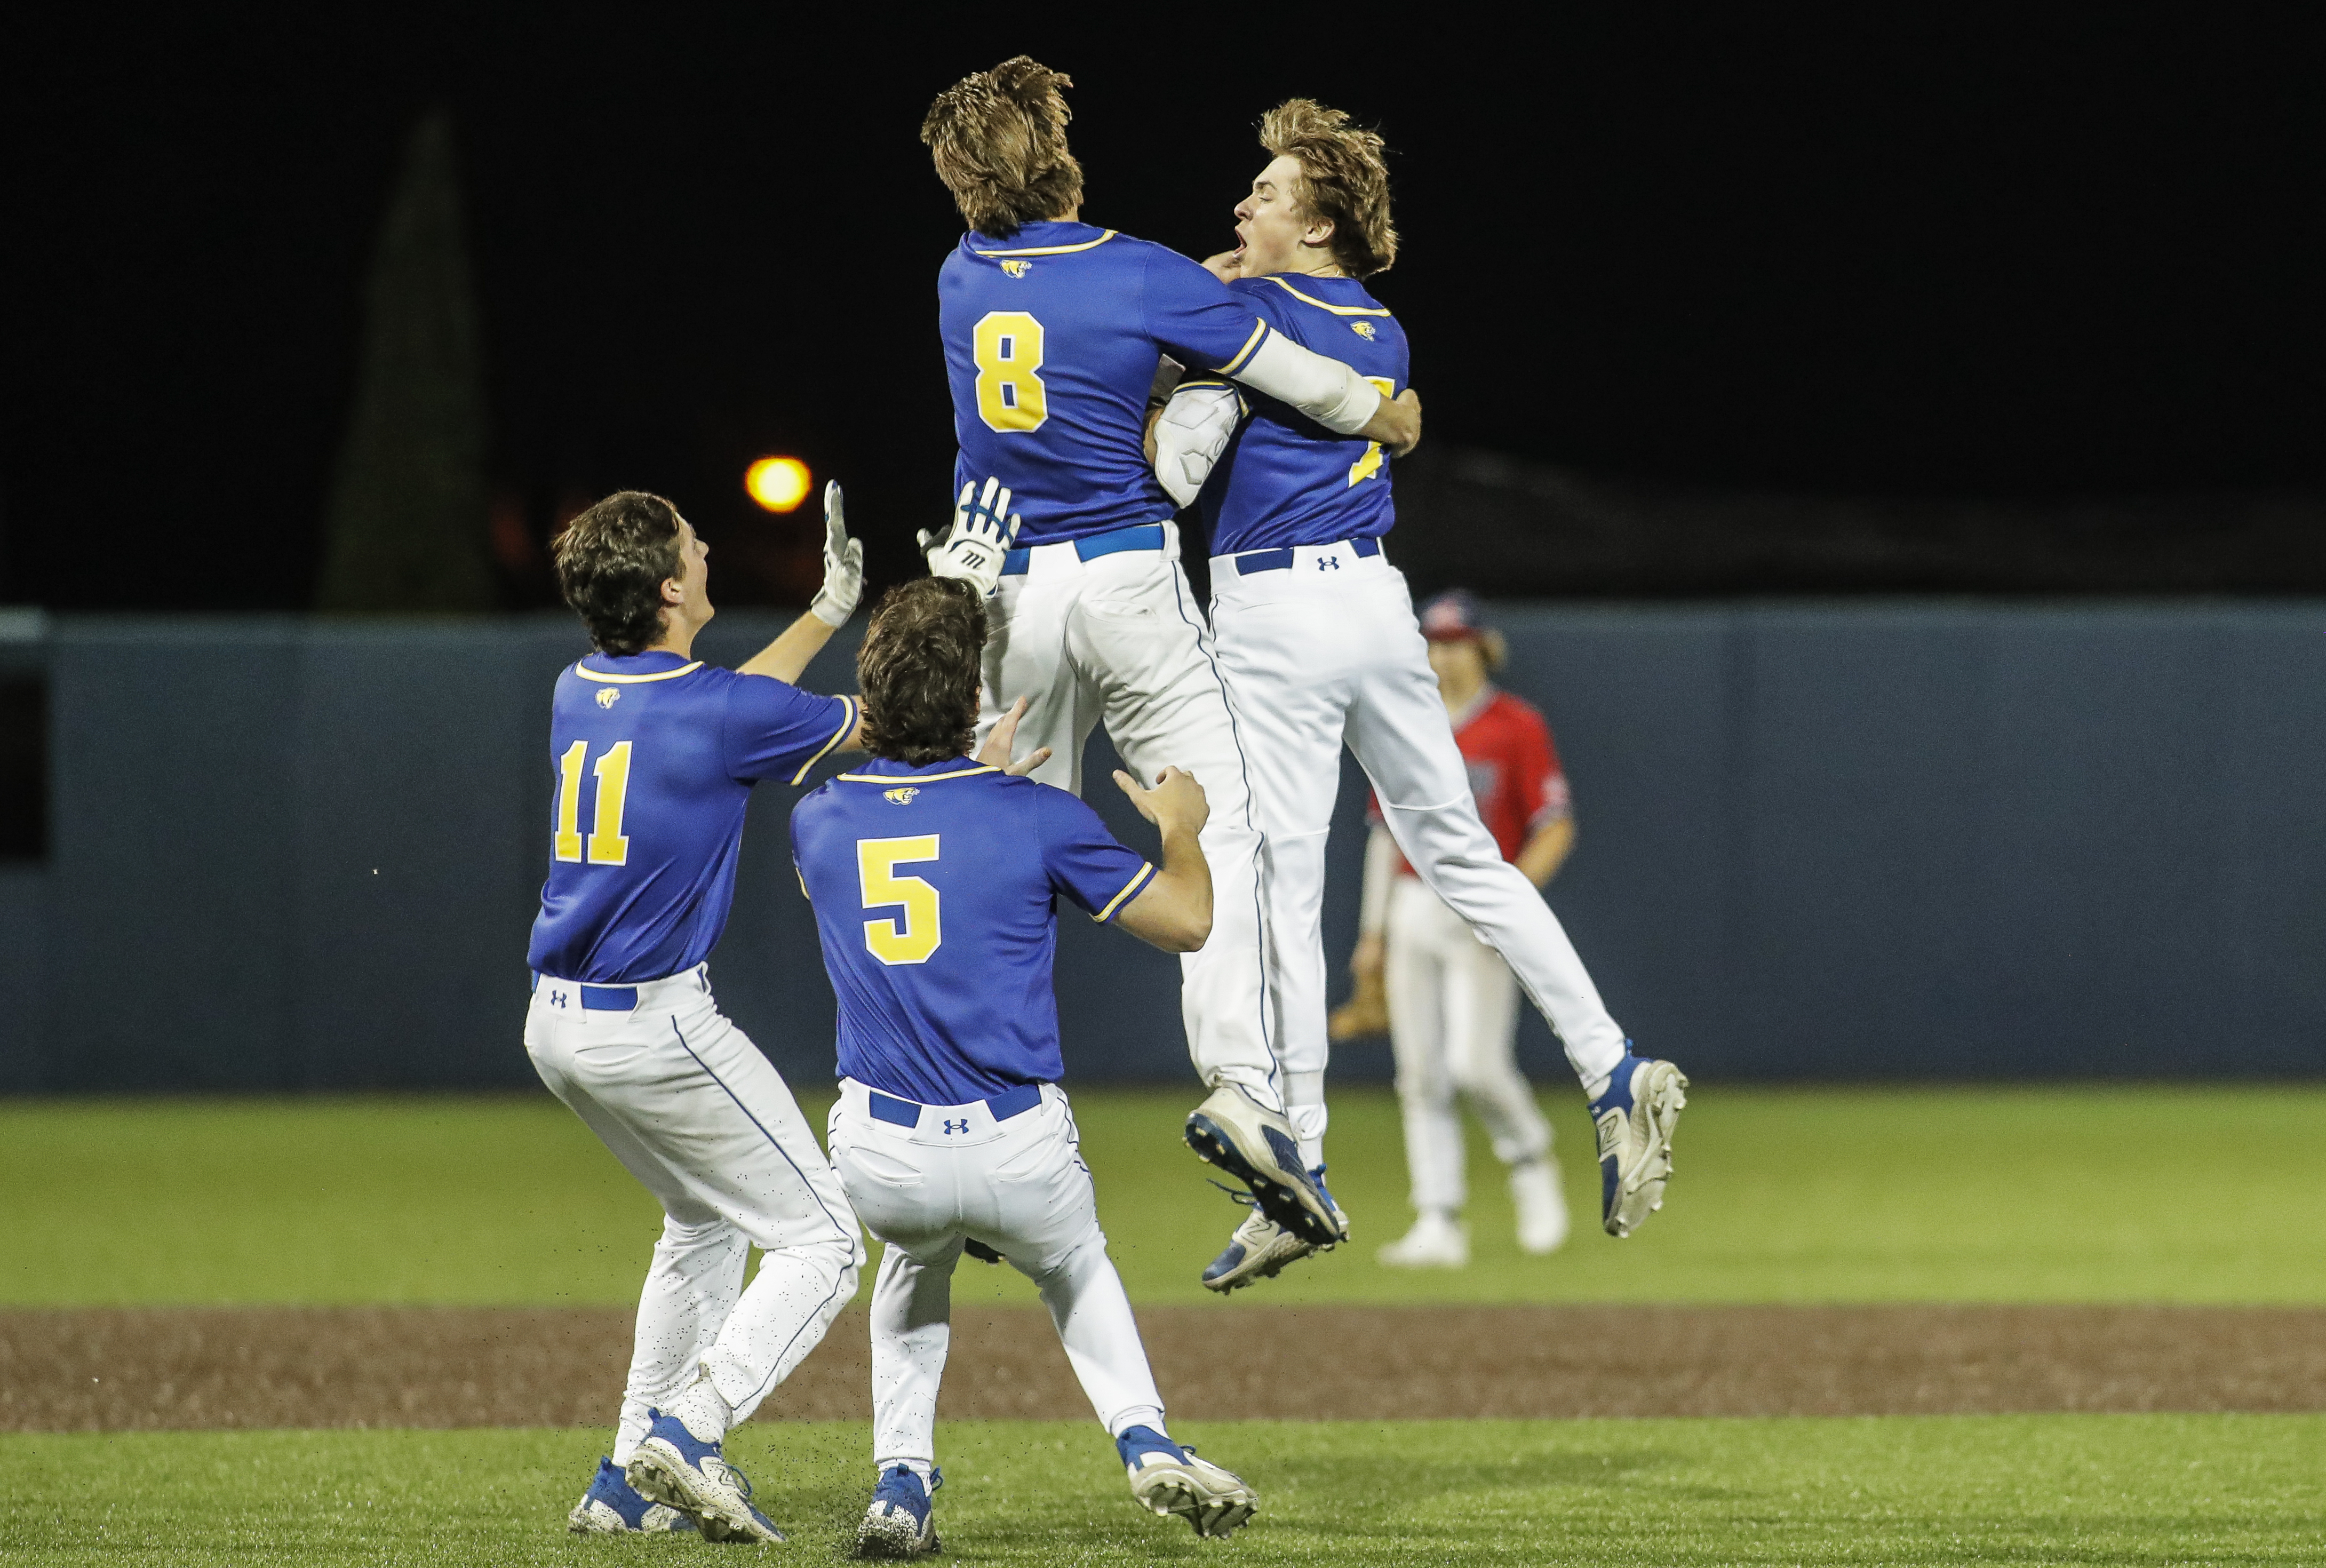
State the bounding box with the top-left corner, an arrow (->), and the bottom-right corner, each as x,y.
1153,384 -> 1244,507
919,476 -> 1022,598
809,481 -> 864,626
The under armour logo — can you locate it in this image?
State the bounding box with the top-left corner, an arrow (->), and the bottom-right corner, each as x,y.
1318,555 -> 1342,571
942,1118 -> 971,1135
549,989 -> 568,1008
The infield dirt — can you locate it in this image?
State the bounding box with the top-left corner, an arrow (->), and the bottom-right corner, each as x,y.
9,1303 -> 2326,1432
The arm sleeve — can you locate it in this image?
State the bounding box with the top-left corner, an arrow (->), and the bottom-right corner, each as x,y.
1358,823 -> 1399,938
1033,785 -> 1156,924
1140,248 -> 1384,436
723,675 -> 858,785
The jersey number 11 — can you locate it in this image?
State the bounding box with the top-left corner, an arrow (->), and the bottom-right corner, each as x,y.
554,741 -> 633,866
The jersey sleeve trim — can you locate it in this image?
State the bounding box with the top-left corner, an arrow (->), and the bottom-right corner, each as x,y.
1213,320 -> 1270,375
1093,862 -> 1156,924
788,695 -> 859,785
575,659 -> 704,684
1263,275 -> 1393,317
973,229 -> 1118,256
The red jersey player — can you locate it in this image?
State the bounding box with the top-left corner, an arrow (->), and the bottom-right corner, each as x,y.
1337,590 -> 1575,1265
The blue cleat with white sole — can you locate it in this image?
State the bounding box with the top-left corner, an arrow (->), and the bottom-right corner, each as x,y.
625,1408 -> 785,1543
1184,1085 -> 1341,1246
1118,1424 -> 1258,1538
1590,1047 -> 1689,1237
567,1455 -> 698,1535
856,1464 -> 941,1557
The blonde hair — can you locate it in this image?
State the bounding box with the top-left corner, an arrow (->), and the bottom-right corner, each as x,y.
921,57 -> 1085,239
1258,99 -> 1398,277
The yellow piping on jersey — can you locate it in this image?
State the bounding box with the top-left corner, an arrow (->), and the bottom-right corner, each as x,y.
1263,275 -> 1392,317
974,230 -> 1118,257
834,763 -> 999,784
790,695 -> 860,785
1095,862 -> 1156,923
575,660 -> 704,683
1214,320 -> 1269,375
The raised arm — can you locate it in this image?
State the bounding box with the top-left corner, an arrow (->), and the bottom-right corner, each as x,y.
1108,766 -> 1213,953
738,482 -> 863,683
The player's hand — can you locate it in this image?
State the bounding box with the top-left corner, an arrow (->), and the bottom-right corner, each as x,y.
976,695 -> 1054,777
1200,250 -> 1242,284
1385,388 -> 1423,459
1113,765 -> 1209,839
922,476 -> 1022,598
808,481 -> 865,627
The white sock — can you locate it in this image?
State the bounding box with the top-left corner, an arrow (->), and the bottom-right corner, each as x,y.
876,1458 -> 935,1482
1110,1405 -> 1168,1442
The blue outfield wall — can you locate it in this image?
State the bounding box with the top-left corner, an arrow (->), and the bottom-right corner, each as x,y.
2,602 -> 2324,1093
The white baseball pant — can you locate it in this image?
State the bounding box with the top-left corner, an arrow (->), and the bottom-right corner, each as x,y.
1386,875 -> 1557,1213
1208,541 -> 1628,1153
976,521 -> 1281,1112
826,1079 -> 1167,1474
524,966 -> 864,1463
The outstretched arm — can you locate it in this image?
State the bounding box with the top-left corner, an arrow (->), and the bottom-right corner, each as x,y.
1229,334 -> 1423,456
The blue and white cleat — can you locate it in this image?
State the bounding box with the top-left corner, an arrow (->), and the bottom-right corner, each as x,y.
1202,1164 -> 1347,1292
1590,1048 -> 1689,1237
625,1408 -> 786,1543
1119,1425 -> 1258,1538
1184,1085 -> 1341,1246
567,1455 -> 698,1535
856,1464 -> 941,1558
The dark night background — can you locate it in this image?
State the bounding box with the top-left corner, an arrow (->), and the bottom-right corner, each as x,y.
8,7 -> 2322,611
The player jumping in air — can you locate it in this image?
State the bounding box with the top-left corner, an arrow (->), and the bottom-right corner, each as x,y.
1153,101 -> 1688,1291
526,485 -> 870,1543
914,57 -> 1422,1261
792,578 -> 1260,1554
1337,592 -> 1579,1267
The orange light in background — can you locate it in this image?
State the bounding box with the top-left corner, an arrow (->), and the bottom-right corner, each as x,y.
745,456 -> 812,513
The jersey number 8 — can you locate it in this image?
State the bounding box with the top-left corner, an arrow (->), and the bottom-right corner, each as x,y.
554,740 -> 633,866
859,834 -> 942,965
972,311 -> 1048,433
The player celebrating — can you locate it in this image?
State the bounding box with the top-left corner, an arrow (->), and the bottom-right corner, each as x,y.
530,486 -> 869,1542
792,578 -> 1260,1554
1337,592 -> 1578,1266
917,57 -> 1421,1257
1154,102 -> 1687,1291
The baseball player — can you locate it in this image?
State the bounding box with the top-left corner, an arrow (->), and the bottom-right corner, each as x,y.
792,578 -> 1259,1555
1339,592 -> 1575,1266
1152,101 -> 1687,1291
530,485 -> 873,1542
915,57 -> 1422,1257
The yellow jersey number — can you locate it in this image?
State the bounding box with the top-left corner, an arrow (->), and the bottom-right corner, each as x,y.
553,740 -> 634,866
858,834 -> 942,965
972,311 -> 1048,433
1346,377 -> 1399,487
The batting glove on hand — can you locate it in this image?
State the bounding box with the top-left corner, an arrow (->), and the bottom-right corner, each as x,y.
920,476 -> 1022,598
809,481 -> 865,627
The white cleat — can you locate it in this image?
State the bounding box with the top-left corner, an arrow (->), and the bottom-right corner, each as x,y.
1202,1208 -> 1320,1292
1511,1156 -> 1571,1255
1377,1210 -> 1469,1269
1119,1427 -> 1257,1539
1591,1052 -> 1690,1238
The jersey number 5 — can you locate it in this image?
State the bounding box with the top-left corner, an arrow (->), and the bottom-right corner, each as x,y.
972,311 -> 1048,433
554,741 -> 632,866
859,834 -> 942,965
1347,378 -> 1399,487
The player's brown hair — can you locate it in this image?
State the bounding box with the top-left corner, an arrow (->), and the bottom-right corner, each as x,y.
921,55 -> 1085,239
858,578 -> 986,766
552,491 -> 686,657
1259,98 -> 1398,277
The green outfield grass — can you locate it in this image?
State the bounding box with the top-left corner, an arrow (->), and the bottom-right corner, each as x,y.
4,1416 -> 2321,1565
3,1084 -> 2321,1307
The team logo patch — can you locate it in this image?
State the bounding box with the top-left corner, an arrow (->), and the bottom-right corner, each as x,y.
1351,320 -> 1376,340
884,786 -> 921,806
1001,259 -> 1031,278
595,687 -> 619,709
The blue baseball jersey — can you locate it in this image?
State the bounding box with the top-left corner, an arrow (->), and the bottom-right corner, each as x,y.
1194,274 -> 1410,555
939,221 -> 1277,545
789,756 -> 1156,1104
527,650 -> 858,984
